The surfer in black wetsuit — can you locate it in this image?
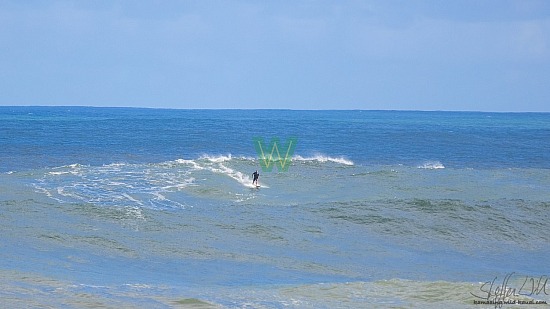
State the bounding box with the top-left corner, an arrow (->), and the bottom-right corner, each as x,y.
252,170 -> 259,186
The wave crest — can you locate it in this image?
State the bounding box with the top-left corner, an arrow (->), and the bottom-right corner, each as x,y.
293,155 -> 354,166
199,154 -> 233,163
182,153 -> 354,166
417,161 -> 445,169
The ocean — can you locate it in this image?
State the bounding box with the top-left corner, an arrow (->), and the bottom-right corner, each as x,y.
1,106 -> 549,308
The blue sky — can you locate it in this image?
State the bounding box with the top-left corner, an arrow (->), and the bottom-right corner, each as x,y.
1,1 -> 549,111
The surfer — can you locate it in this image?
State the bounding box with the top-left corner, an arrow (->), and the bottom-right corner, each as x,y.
252,170 -> 260,186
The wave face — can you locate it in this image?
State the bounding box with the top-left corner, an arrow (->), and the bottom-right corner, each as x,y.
31,154 -> 356,209
1,107 -> 550,307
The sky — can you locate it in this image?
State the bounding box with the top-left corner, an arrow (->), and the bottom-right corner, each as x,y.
0,0 -> 549,111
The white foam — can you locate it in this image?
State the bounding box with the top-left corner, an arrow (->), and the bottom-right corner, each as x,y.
238,156 -> 257,161
122,205 -> 147,229
122,193 -> 144,206
164,159 -> 204,171
152,192 -> 166,201
200,154 -> 233,163
123,283 -> 153,289
161,177 -> 195,190
204,161 -> 270,188
57,187 -> 83,200
36,162 -> 195,210
103,162 -> 126,168
207,163 -> 251,187
174,159 -> 196,165
418,161 -> 445,169
197,154 -> 261,163
293,154 -> 354,166
35,156 -> 269,210
34,185 -> 52,198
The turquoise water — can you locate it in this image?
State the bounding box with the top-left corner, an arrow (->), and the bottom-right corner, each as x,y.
1,107 -> 549,308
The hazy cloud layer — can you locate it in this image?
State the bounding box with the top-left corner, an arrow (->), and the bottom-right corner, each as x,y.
1,0 -> 549,111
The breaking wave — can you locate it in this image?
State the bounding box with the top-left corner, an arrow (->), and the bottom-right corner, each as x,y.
293,155 -> 354,166
417,161 -> 445,169
194,154 -> 354,166
31,153 -> 354,209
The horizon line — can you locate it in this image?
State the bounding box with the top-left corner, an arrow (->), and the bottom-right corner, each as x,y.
0,105 -> 549,114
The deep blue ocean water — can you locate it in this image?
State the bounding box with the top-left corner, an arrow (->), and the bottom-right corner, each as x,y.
1,107 -> 549,308
1,107 -> 550,172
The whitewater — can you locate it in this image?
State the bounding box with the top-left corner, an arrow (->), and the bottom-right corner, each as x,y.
1,107 -> 549,308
